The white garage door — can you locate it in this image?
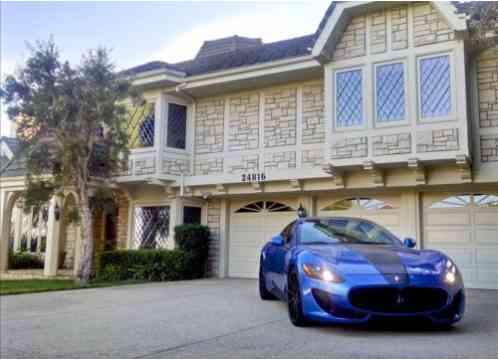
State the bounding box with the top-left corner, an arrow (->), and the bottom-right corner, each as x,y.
229,199 -> 297,278
423,193 -> 498,289
317,195 -> 402,237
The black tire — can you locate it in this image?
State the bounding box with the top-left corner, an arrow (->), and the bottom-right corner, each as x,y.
259,264 -> 277,300
287,270 -> 309,326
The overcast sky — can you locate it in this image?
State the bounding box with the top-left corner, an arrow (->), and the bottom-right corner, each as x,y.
0,0 -> 330,137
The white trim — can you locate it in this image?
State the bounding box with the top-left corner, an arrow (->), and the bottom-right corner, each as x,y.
416,51 -> 457,124
128,201 -> 173,250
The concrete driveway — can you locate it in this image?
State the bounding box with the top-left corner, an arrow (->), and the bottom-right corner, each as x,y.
1,279 -> 497,358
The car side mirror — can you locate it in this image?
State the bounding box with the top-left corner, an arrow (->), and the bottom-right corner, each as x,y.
271,234 -> 284,246
404,238 -> 416,248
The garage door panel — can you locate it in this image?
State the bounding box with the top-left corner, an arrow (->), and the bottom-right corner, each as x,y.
426,246 -> 474,267
475,229 -> 498,244
425,229 -> 470,244
475,212 -> 498,226
476,247 -> 498,265
425,212 -> 471,226
360,214 -> 399,227
476,271 -> 498,289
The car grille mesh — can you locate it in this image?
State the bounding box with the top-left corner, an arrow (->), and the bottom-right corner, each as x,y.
349,286 -> 448,313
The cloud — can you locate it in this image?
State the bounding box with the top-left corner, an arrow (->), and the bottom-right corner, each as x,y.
150,10 -> 323,64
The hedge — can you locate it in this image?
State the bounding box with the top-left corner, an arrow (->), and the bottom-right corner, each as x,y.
174,224 -> 210,278
97,249 -> 192,281
9,252 -> 45,269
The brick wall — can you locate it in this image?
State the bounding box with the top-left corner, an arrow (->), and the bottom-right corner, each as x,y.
264,151 -> 296,171
333,15 -> 366,60
302,82 -> 325,144
478,51 -> 498,128
302,149 -> 325,169
194,157 -> 223,175
391,6 -> 408,50
195,98 -> 225,154
416,129 -> 459,153
370,10 -> 387,54
206,199 -> 221,277
481,135 -> 498,163
162,158 -> 190,176
226,154 -> 259,174
373,133 -> 411,156
412,2 -> 454,47
228,94 -> 260,151
264,87 -> 297,147
134,157 -> 155,175
330,137 -> 368,159
116,191 -> 130,249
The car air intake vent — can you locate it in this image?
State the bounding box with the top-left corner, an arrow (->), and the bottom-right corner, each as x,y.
349,286 -> 448,313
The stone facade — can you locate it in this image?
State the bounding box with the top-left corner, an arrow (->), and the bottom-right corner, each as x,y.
416,129 -> 459,153
264,151 -> 296,171
226,154 -> 259,174
264,87 -> 297,147
195,98 -> 225,154
412,2 -> 454,47
391,6 -> 408,50
478,51 -> 498,129
302,149 -> 325,169
162,158 -> 190,176
134,157 -> 155,175
302,83 -> 325,144
194,157 -> 223,176
370,10 -> 387,54
116,191 -> 130,249
373,133 -> 412,156
481,135 -> 498,163
330,137 -> 368,160
206,199 -> 221,277
228,94 -> 260,151
333,15 -> 366,60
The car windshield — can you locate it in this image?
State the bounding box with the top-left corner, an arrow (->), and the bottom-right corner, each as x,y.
299,218 -> 401,246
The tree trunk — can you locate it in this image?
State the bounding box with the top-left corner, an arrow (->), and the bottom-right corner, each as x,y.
76,191 -> 94,284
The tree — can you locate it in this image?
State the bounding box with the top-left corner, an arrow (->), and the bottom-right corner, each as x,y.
1,39 -> 132,283
465,2 -> 498,55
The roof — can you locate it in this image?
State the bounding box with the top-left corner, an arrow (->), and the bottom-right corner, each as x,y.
0,136 -> 19,153
0,137 -> 26,178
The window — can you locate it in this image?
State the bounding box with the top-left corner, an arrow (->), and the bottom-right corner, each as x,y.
234,201 -> 294,213
127,102 -> 155,149
167,103 -> 187,150
419,55 -> 451,119
183,206 -> 202,224
335,69 -> 363,127
376,62 -> 405,123
429,194 -> 498,209
133,206 -> 170,249
322,198 -> 395,211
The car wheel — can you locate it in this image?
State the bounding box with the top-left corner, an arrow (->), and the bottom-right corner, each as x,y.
287,270 -> 309,326
259,264 -> 277,300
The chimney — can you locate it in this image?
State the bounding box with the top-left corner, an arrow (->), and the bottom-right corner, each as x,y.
195,35 -> 263,59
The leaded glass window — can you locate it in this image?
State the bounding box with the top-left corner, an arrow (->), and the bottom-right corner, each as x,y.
420,55 -> 451,119
167,104 -> 187,150
336,69 -> 363,127
322,198 -> 396,211
376,63 -> 405,122
133,206 -> 170,249
127,103 -> 155,149
235,201 -> 294,213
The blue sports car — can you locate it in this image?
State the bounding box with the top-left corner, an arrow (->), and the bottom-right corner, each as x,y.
259,216 -> 465,327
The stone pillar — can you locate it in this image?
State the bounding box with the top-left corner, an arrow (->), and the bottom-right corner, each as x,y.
44,197 -> 62,276
0,190 -> 8,272
13,206 -> 22,251
400,190 -> 420,247
218,199 -> 229,278
167,197 -> 182,250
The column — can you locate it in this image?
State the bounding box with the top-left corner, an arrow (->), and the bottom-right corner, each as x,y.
44,197 -> 62,276
0,191 -> 8,272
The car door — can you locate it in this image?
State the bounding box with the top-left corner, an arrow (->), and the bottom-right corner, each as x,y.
273,221 -> 296,295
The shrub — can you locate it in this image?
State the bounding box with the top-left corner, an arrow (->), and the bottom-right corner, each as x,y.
8,251 -> 45,269
97,249 -> 191,281
174,224 -> 210,278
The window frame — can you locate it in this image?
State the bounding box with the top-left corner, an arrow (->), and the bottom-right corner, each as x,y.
163,95 -> 190,155
416,52 -> 456,123
128,97 -> 159,154
373,58 -> 410,128
128,202 -> 172,250
333,66 -> 367,132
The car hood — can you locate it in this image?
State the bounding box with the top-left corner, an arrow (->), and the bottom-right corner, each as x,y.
300,244 -> 447,278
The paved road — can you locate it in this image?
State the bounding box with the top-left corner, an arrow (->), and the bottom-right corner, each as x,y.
1,279 -> 497,358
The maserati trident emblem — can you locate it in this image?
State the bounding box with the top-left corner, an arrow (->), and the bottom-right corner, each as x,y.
395,293 -> 404,305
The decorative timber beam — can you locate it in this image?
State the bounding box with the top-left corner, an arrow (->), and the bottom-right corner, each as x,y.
456,155 -> 472,182
322,164 -> 345,187
407,158 -> 426,185
363,160 -> 384,186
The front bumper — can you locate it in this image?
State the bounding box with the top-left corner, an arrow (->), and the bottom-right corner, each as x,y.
299,275 -> 465,325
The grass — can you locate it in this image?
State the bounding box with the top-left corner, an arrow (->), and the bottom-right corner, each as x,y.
0,279 -> 144,296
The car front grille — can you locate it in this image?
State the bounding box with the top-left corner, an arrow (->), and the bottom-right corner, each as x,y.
311,288 -> 367,319
349,286 -> 448,313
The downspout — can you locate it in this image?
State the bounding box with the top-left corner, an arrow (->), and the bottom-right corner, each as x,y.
175,82 -> 195,197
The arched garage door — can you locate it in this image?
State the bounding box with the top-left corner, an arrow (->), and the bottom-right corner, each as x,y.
317,196 -> 401,237
423,193 -> 498,289
229,199 -> 297,278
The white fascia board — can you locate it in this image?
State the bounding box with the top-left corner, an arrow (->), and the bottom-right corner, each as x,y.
182,57 -> 320,90
131,72 -> 185,87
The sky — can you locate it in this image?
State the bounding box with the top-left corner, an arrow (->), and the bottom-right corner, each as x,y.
0,0 -> 330,137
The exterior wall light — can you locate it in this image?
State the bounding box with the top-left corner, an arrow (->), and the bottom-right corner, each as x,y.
297,203 -> 307,218
54,203 -> 61,221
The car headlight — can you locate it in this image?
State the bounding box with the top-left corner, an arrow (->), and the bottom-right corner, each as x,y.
302,263 -> 343,283
444,259 -> 458,284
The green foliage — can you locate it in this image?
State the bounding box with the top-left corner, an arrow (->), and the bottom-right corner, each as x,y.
97,250 -> 192,282
8,251 -> 44,269
175,224 -> 211,278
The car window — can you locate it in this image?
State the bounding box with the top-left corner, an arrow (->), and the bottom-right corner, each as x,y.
281,221 -> 296,245
299,219 -> 400,246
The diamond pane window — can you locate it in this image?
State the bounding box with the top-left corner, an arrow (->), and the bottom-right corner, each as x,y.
133,206 -> 170,249
127,103 -> 155,149
420,55 -> 451,118
167,103 -> 187,149
336,70 -> 363,127
376,63 -> 405,122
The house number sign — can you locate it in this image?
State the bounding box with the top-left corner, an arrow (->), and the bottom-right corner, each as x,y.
241,172 -> 266,182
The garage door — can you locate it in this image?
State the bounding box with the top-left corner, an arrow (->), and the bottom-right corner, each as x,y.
423,193 -> 498,289
229,199 -> 297,278
317,195 -> 402,237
